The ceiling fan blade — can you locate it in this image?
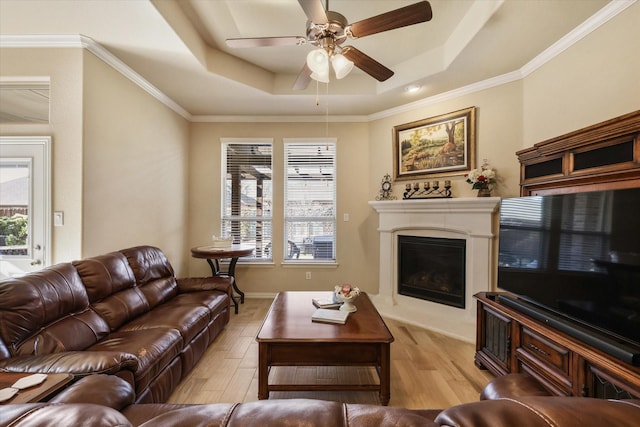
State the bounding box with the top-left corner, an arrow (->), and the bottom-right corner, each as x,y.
226,36 -> 306,48
298,0 -> 328,24
342,46 -> 394,82
293,63 -> 313,90
348,1 -> 433,38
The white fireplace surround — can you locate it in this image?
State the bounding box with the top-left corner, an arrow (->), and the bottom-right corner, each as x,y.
369,198 -> 500,343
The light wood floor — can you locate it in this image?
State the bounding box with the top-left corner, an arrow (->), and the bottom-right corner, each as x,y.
167,298 -> 494,409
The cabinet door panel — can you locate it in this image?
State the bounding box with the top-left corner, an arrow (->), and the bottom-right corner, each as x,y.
483,307 -> 511,369
587,364 -> 640,399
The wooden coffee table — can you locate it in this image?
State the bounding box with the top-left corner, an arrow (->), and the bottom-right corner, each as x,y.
256,291 -> 394,405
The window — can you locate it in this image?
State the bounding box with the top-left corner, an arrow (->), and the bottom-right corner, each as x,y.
284,139 -> 336,262
221,140 -> 272,260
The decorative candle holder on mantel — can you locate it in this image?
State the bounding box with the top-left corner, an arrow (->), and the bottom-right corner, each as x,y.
403,180 -> 452,199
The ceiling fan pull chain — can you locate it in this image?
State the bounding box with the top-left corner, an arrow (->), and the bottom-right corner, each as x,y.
325,81 -> 329,138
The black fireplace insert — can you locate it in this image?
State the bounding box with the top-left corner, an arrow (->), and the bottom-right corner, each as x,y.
397,235 -> 466,308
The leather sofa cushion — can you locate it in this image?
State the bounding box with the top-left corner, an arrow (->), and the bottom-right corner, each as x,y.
73,252 -> 137,301
121,246 -> 179,308
121,301 -> 211,344
0,263 -> 98,356
123,403 -> 236,427
229,398 -> 347,427
347,404 -> 441,426
90,288 -> 150,332
121,399 -> 439,427
74,252 -> 150,331
23,309 -> 110,355
171,291 -> 230,315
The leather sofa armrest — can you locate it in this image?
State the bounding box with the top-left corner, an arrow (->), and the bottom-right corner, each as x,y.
0,351 -> 138,375
480,373 -> 551,400
0,403 -> 132,427
435,397 -> 640,427
50,374 -> 135,410
177,276 -> 233,295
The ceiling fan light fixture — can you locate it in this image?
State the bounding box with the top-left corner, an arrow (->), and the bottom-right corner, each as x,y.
310,69 -> 330,83
331,53 -> 354,79
306,48 -> 329,75
227,1 -> 434,90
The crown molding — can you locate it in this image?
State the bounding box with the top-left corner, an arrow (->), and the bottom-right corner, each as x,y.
0,34 -> 193,121
1,0 -> 634,123
368,70 -> 523,121
80,35 -> 192,120
191,115 -> 368,123
0,33 -> 84,48
370,0 -> 636,122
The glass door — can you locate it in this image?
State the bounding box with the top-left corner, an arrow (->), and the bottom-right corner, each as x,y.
0,136 -> 51,278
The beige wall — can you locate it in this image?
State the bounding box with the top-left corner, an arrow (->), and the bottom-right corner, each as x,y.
1,48 -> 191,273
522,1 -> 640,146
368,81 -> 524,202
0,48 -> 84,263
188,121 -> 378,294
81,51 -> 191,272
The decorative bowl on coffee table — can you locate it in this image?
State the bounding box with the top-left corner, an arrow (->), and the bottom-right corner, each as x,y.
334,285 -> 360,312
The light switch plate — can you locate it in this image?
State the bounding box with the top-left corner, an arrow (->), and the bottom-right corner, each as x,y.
54,211 -> 64,226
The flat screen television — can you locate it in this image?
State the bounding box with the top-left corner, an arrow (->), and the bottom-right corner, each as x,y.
497,187 -> 640,364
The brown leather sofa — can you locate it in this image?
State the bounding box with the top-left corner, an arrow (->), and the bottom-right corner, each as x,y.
0,246 -> 232,403
1,374 -> 639,426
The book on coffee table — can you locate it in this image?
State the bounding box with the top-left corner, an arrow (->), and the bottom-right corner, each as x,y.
311,308 -> 350,324
312,297 -> 342,309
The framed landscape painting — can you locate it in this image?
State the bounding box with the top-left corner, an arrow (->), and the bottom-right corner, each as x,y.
393,107 -> 476,180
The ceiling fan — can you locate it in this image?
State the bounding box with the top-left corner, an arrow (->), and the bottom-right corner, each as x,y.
225,0 -> 433,90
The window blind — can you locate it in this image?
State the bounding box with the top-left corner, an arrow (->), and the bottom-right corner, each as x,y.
284,140 -> 336,261
221,141 -> 272,260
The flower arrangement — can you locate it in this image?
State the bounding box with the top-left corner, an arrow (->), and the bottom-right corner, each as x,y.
334,284 -> 360,312
465,160 -> 496,190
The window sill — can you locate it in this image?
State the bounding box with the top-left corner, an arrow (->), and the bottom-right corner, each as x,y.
281,260 -> 338,268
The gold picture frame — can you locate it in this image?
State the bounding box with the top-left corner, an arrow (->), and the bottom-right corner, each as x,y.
393,107 -> 476,180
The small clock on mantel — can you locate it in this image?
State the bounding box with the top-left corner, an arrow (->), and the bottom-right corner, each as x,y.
376,174 -> 396,200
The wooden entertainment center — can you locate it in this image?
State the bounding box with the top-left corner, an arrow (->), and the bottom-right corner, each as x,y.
475,110 -> 640,399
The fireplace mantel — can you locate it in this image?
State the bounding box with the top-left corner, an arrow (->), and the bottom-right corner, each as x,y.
369,197 -> 500,342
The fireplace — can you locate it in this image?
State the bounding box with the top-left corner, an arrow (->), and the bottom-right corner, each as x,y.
369,198 -> 500,342
398,235 -> 466,308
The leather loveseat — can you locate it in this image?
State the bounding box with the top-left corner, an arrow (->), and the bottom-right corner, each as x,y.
1,373 -> 639,426
0,245 -> 232,403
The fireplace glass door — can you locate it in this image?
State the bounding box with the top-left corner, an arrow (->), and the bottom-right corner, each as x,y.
397,235 -> 466,308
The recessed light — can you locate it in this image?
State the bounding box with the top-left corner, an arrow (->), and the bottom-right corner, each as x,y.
405,84 -> 421,94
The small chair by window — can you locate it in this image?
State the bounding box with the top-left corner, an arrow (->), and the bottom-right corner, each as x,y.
287,240 -> 300,259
